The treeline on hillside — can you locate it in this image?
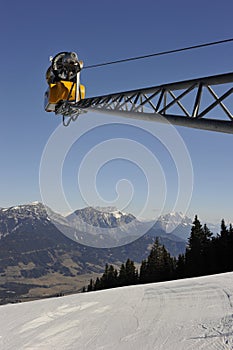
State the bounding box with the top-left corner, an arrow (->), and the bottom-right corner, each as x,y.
83,216 -> 233,292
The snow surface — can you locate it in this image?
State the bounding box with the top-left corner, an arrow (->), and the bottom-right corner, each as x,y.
1,273 -> 233,349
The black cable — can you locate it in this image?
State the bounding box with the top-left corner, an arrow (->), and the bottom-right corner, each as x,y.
84,37 -> 233,69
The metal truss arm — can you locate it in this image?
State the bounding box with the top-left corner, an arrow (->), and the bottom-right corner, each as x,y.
62,72 -> 233,133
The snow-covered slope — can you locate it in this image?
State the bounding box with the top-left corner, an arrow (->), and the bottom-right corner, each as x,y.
1,272 -> 233,349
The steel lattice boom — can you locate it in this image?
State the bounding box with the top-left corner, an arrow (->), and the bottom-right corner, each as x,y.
52,68 -> 233,133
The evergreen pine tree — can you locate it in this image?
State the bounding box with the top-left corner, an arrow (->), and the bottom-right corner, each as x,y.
118,263 -> 127,286
94,277 -> 101,290
139,259 -> 148,283
160,245 -> 174,281
99,264 -> 118,289
141,237 -> 173,283
107,264 -> 118,288
228,223 -> 233,270
99,263 -> 110,289
146,237 -> 161,282
176,254 -> 186,279
185,215 -> 212,277
218,219 -> 233,272
229,223 -> 233,234
87,278 -> 94,292
125,259 -> 138,285
220,219 -> 228,239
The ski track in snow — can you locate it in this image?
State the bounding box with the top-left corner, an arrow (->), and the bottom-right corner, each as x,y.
1,273 -> 233,349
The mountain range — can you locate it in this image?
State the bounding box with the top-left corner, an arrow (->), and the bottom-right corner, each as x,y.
50,205 -> 196,247
0,201 -> 212,302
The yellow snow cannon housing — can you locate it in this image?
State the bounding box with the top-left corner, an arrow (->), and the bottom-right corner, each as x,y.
48,80 -> 85,104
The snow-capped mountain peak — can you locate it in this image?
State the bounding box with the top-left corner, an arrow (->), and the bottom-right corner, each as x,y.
66,206 -> 135,229
150,212 -> 193,241
0,202 -> 48,217
158,212 -> 192,232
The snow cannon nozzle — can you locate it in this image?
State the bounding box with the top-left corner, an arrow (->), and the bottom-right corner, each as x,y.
62,52 -> 79,67
49,51 -> 82,81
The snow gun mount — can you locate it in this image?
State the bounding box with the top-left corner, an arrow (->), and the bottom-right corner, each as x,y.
45,51 -> 233,133
44,51 -> 86,126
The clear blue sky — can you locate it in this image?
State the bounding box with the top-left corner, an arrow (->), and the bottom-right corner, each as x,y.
1,0 -> 233,224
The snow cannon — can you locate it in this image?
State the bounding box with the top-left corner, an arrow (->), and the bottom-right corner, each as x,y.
44,51 -> 85,114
